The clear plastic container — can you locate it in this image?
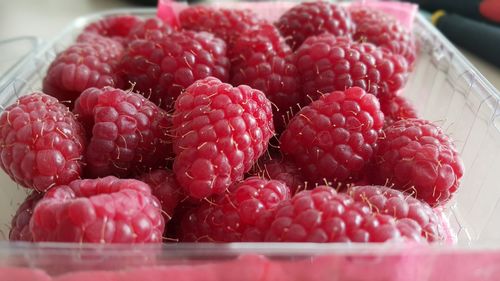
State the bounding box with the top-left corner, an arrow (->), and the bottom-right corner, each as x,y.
0,3 -> 500,281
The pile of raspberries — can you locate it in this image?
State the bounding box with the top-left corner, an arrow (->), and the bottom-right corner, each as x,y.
2,2 -> 464,244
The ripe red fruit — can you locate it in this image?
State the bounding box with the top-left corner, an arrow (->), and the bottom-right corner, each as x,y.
276,1 -> 354,50
350,7 -> 417,68
229,23 -> 300,133
254,157 -> 306,195
127,17 -> 173,41
82,15 -> 143,39
73,87 -> 172,178
373,119 -> 464,206
179,177 -> 290,242
294,34 -> 409,103
172,77 -> 274,199
280,87 -> 384,187
9,191 -> 43,241
228,23 -> 291,66
0,93 -> 86,191
43,36 -> 124,106
348,185 -> 444,241
119,30 -> 230,111
138,169 -> 183,220
379,94 -> 418,127
265,186 -> 425,242
179,6 -> 262,44
30,176 -> 165,243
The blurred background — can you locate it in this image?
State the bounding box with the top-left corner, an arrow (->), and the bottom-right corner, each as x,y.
0,0 -> 499,90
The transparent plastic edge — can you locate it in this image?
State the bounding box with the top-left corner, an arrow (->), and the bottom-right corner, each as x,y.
0,37 -> 42,94
2,241 -> 500,257
414,13 -> 500,100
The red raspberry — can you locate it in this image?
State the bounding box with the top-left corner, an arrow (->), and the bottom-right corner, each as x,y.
127,18 -> 173,41
276,1 -> 354,50
43,36 -> 124,106
179,6 -> 261,44
294,34 -> 409,103
280,87 -> 384,187
179,177 -> 290,242
379,94 -> 418,127
0,93 -> 86,191
255,157 -> 306,195
30,176 -> 165,243
373,119 -> 464,206
83,15 -> 143,39
9,191 -> 43,241
350,7 -> 417,68
76,31 -> 112,45
348,185 -> 444,241
265,187 -> 426,242
164,200 -> 199,241
228,23 -> 291,66
229,24 -> 300,133
119,30 -> 230,111
73,87 -> 172,178
138,169 -> 182,220
172,77 -> 274,199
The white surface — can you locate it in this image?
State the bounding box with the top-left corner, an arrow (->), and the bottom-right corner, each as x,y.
0,0 -> 134,39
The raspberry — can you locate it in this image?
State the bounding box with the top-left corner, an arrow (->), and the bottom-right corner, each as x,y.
172,77 -> 274,199
228,23 -> 291,66
229,24 -> 300,133
164,200 -> 199,241
280,87 -> 384,187
379,94 -> 418,127
30,176 -> 165,243
373,119 -> 464,206
42,36 -> 124,106
0,93 -> 86,191
127,18 -> 173,41
276,1 -> 354,50
119,30 -> 230,111
179,177 -> 290,242
350,7 -> 417,68
83,15 -> 143,40
265,186 -> 425,242
9,191 -> 43,241
294,34 -> 409,103
255,157 -> 306,195
348,185 -> 444,241
73,87 -> 172,178
138,169 -> 182,220
179,6 -> 261,44
75,32 -> 113,44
